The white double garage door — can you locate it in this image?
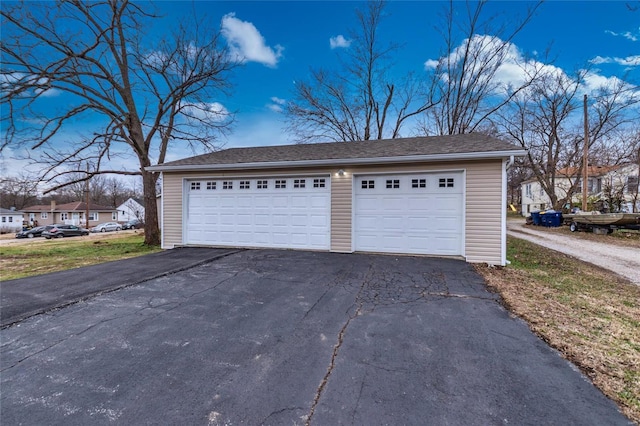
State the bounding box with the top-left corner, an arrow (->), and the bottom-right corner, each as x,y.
185,171 -> 464,256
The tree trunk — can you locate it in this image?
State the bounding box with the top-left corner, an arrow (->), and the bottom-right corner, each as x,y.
141,169 -> 161,246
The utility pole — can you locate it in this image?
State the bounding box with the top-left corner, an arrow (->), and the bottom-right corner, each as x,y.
582,94 -> 589,211
85,163 -> 90,229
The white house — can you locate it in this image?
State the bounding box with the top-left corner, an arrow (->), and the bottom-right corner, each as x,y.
117,198 -> 145,222
521,164 -> 640,215
0,207 -> 25,233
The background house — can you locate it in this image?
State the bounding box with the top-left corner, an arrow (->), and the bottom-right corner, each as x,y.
521,164 -> 640,215
0,207 -> 24,233
21,201 -> 118,227
117,198 -> 145,222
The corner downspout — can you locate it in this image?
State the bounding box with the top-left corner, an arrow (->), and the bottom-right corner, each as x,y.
501,156 -> 515,266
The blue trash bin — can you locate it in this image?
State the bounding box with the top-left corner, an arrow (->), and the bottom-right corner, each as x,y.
531,211 -> 541,226
540,211 -> 549,226
547,211 -> 563,227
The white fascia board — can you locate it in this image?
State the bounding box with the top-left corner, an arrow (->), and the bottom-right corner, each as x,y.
146,149 -> 527,172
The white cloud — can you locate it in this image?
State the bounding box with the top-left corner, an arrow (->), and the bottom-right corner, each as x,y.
423,34 -> 638,100
1,73 -> 61,97
180,102 -> 230,122
590,55 -> 640,67
605,29 -> 639,42
267,96 -> 286,113
423,59 -> 439,70
221,13 -> 283,67
329,35 -> 351,49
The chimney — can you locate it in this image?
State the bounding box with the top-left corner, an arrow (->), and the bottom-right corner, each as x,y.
51,200 -> 56,211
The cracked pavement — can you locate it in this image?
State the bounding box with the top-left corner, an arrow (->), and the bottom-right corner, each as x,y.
0,249 -> 632,425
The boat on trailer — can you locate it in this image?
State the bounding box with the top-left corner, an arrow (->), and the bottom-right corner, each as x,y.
563,212 -> 640,233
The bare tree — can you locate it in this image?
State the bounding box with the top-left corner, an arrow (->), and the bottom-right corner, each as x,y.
0,174 -> 40,209
285,0 -> 433,142
498,68 -> 640,209
420,0 -> 543,135
1,0 -> 236,245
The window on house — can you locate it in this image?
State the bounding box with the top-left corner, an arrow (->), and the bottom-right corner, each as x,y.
439,178 -> 454,188
313,178 -> 326,188
89,212 -> 99,221
627,176 -> 639,194
222,181 -> 233,190
525,184 -> 532,198
8,217 -> 12,222
275,180 -> 287,189
239,181 -> 250,189
60,213 -> 68,220
190,182 -> 201,190
112,212 -> 118,220
386,179 -> 400,189
1,217 -> 5,223
293,179 -> 306,188
257,180 -> 268,189
41,212 -> 48,219
361,180 -> 375,189
411,179 -> 426,188
206,181 -> 216,190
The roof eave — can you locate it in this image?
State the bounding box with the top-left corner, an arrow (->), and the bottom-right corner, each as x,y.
147,149 -> 526,172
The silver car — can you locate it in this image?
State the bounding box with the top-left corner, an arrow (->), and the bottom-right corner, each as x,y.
91,222 -> 122,233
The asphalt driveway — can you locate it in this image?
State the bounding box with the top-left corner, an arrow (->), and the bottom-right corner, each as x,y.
0,250 -> 631,425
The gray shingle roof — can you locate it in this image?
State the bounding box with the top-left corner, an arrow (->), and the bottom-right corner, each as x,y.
150,134 -> 523,171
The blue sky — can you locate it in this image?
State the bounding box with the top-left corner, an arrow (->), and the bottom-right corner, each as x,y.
164,0 -> 639,153
2,0 -> 639,180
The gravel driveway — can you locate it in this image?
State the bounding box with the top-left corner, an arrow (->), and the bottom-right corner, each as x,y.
507,220 -> 640,285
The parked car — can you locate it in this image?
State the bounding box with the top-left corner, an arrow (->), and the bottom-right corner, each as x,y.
42,224 -> 90,239
91,222 -> 122,233
15,225 -> 54,239
122,219 -> 144,230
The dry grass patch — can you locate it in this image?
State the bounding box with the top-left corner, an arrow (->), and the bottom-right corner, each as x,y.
476,237 -> 640,423
0,233 -> 161,281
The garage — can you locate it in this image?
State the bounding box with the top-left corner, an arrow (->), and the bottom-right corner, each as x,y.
149,134 -> 525,265
354,172 -> 464,255
185,176 -> 330,249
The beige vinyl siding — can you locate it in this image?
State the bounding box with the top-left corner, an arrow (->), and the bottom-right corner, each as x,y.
161,173 -> 184,248
464,160 -> 503,264
330,174 -> 352,252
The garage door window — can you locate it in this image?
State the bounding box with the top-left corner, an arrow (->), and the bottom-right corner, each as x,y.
386,179 -> 400,189
439,178 -> 454,188
239,180 -> 250,189
223,181 -> 233,190
361,180 -> 375,189
191,182 -> 201,190
412,179 -> 427,188
257,180 -> 268,189
294,179 -> 306,188
206,181 -> 216,190
275,179 -> 287,189
313,178 -> 326,188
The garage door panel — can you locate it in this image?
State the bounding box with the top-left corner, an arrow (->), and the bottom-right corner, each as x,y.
186,177 -> 330,249
354,172 -> 463,256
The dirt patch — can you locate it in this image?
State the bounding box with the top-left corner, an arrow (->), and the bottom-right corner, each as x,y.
477,238 -> 640,423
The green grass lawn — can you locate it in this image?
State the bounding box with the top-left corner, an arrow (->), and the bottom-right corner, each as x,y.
0,234 -> 161,281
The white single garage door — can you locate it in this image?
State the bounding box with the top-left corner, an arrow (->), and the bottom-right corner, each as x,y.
354,172 -> 464,256
185,176 -> 330,249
